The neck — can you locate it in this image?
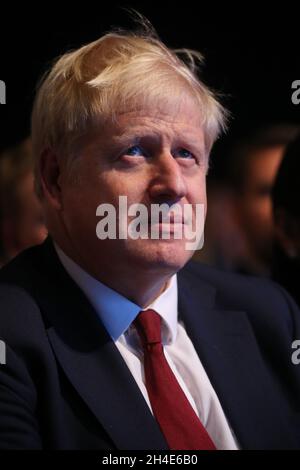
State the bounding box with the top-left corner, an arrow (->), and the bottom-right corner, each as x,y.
113,274 -> 171,308
91,262 -> 172,307
55,240 -> 173,308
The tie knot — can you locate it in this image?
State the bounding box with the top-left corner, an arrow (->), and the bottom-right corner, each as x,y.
134,309 -> 162,347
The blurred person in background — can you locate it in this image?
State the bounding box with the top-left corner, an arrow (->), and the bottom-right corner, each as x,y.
197,124 -> 300,276
272,133 -> 300,307
225,124 -> 300,276
0,138 -> 47,265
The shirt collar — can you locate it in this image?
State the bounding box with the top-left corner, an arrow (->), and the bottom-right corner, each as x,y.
54,243 -> 178,344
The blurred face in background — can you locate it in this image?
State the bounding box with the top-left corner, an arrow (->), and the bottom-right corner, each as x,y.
236,145 -> 284,268
16,172 -> 47,249
1,171 -> 47,262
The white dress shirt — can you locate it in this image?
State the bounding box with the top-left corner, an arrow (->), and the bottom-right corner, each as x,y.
55,244 -> 239,450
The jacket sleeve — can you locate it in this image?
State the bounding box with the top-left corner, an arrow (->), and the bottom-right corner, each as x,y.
0,285 -> 43,449
0,343 -> 43,449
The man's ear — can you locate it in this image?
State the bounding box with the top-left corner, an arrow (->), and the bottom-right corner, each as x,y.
39,148 -> 63,210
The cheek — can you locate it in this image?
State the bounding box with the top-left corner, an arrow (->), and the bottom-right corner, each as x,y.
189,176 -> 207,203
102,172 -> 147,203
251,196 -> 272,221
61,186 -> 97,235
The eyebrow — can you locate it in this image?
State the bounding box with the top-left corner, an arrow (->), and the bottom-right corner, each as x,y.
113,127 -> 162,145
113,135 -> 206,164
113,125 -> 205,152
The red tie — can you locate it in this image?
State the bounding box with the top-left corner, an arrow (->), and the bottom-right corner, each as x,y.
134,309 -> 216,450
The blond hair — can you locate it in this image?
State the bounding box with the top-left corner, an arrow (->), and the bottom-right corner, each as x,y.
31,28 -> 227,197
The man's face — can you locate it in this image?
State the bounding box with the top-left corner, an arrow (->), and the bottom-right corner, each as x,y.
2,172 -> 47,260
57,99 -> 207,278
17,173 -> 48,249
237,146 -> 284,264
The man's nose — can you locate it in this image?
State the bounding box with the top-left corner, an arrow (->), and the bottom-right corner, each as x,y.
148,152 -> 187,203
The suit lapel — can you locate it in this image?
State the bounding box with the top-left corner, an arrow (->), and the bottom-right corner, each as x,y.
36,239 -> 168,450
177,268 -> 297,449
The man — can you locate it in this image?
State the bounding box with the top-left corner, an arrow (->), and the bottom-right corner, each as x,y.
222,125 -> 300,276
0,26 -> 300,450
0,139 -> 47,266
272,133 -> 300,307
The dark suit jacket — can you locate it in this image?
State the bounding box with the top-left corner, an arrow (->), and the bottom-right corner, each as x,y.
0,237 -> 300,449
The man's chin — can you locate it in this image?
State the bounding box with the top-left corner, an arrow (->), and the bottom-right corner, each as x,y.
127,239 -> 194,272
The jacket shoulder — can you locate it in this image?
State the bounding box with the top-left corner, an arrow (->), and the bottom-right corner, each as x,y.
0,245 -> 50,345
180,260 -> 299,333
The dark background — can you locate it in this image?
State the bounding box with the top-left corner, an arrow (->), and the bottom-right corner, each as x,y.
0,2 -> 299,177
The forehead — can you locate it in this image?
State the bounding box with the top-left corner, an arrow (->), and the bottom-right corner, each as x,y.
79,96 -> 206,156
118,93 -> 202,122
109,98 -> 204,142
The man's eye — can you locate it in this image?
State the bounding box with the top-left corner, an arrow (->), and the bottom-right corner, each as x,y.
125,145 -> 144,157
175,148 -> 195,159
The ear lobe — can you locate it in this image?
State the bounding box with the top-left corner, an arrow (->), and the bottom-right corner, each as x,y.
39,148 -> 63,210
